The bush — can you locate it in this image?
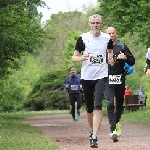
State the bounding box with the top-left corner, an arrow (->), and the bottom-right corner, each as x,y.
23,70 -> 70,111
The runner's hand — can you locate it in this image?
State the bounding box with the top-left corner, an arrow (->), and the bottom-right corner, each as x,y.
117,51 -> 127,60
66,84 -> 69,88
81,53 -> 90,61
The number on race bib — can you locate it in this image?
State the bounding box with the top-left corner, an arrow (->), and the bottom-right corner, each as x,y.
71,85 -> 78,90
89,55 -> 103,65
109,75 -> 122,84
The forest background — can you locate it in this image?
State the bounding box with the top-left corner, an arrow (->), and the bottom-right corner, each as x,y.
1,0 -> 150,112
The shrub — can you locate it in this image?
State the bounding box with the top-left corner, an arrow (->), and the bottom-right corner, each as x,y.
23,70 -> 70,111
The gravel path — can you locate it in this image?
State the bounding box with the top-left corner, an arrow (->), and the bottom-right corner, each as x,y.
22,112 -> 150,150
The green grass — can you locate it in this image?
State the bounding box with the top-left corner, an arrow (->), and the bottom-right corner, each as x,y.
0,110 -> 68,150
121,108 -> 150,125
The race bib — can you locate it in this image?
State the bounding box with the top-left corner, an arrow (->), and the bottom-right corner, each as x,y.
71,85 -> 78,90
88,55 -> 103,65
109,75 -> 122,84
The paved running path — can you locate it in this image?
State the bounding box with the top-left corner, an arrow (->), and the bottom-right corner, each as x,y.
22,112 -> 150,150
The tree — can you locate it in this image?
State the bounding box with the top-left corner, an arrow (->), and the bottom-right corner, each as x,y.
98,0 -> 150,47
0,0 -> 48,78
1,54 -> 46,111
0,0 -> 20,7
97,0 -> 150,96
39,11 -> 88,71
63,30 -> 82,70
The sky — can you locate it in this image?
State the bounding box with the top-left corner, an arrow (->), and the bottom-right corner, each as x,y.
38,0 -> 98,23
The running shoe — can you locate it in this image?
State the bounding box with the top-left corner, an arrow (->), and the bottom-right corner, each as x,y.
110,130 -> 118,142
116,122 -> 121,137
90,138 -> 98,148
77,110 -> 80,116
73,118 -> 76,122
89,131 -> 93,147
75,116 -> 79,121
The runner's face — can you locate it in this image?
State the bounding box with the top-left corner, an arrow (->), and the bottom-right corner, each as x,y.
106,28 -> 117,42
89,17 -> 103,33
70,68 -> 77,76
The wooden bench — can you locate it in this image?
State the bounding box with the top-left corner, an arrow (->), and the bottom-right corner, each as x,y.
124,95 -> 147,112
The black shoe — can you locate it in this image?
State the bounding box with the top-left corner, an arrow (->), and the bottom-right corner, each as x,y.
89,132 -> 93,146
113,139 -> 119,142
90,138 -> 98,148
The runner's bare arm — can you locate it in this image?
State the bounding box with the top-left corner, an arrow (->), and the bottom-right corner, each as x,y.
72,50 -> 89,62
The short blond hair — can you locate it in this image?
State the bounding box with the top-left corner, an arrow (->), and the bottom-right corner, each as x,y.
106,27 -> 117,34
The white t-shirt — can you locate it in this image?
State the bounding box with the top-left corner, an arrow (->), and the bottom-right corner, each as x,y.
80,32 -> 111,80
146,48 -> 150,60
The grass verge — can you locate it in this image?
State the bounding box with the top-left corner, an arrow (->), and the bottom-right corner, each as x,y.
0,110 -> 67,150
121,108 -> 150,125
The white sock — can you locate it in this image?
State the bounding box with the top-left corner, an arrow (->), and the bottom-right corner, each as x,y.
92,134 -> 97,139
